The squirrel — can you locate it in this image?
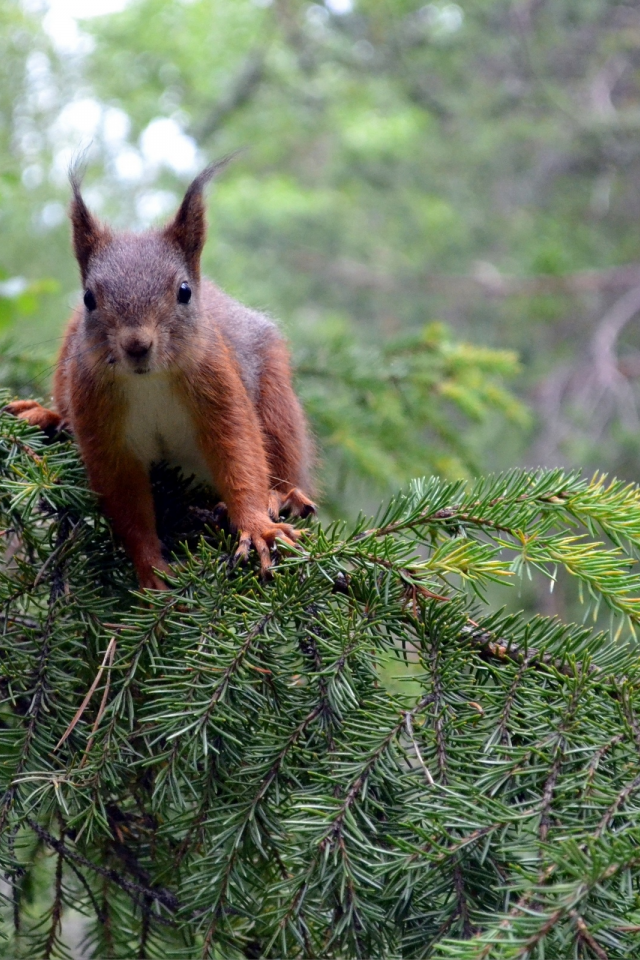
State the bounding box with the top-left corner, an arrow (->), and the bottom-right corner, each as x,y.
5,159 -> 316,589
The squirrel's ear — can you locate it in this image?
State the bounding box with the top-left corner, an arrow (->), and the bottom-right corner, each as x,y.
69,172 -> 106,282
163,156 -> 235,278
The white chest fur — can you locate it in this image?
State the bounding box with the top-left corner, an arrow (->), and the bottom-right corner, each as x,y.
121,373 -> 211,484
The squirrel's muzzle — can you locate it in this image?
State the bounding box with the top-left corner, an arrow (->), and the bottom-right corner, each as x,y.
121,334 -> 153,370
125,339 -> 151,361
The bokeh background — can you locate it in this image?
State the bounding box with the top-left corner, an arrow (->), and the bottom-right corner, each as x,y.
3,0 -> 640,591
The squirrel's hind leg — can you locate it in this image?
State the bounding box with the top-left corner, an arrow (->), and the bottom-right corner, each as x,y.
4,400 -> 65,438
268,487 -> 316,520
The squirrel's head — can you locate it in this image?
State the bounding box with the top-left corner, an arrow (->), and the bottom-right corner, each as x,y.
70,159 -> 230,375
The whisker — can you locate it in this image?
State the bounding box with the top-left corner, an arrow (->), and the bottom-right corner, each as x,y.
18,341 -> 109,392
173,329 -> 280,352
1,334 -> 68,352
14,323 -> 284,393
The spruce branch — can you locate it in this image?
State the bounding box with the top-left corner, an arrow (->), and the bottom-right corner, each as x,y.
2,409 -> 640,956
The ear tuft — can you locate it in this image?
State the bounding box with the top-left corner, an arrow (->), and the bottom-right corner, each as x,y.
69,168 -> 107,283
163,154 -> 237,278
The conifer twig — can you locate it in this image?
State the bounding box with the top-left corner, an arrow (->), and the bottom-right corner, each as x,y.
54,636 -> 116,751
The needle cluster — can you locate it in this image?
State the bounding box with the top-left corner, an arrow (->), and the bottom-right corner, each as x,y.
1,401 -> 640,959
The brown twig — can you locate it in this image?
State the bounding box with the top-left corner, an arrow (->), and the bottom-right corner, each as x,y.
571,911 -> 609,959
54,636 -> 116,752
292,252 -> 640,299
80,638 -> 117,766
25,817 -> 179,918
43,840 -> 64,959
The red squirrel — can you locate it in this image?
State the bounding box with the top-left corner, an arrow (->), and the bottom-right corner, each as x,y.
6,160 -> 316,589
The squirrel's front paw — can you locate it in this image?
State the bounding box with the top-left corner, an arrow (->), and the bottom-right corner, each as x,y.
4,400 -> 64,437
235,520 -> 302,575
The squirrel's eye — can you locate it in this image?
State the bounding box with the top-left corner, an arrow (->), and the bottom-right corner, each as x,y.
177,282 -> 191,305
84,290 -> 97,311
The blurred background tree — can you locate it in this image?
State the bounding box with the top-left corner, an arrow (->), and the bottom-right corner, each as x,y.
3,0 -> 640,537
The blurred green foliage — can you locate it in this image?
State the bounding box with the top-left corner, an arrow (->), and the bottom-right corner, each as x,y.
298,320 -> 527,509
2,0 -> 640,498
1,0 -> 547,515
3,0 -> 640,483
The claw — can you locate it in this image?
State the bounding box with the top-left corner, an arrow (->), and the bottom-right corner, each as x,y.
234,534 -> 252,566
253,535 -> 272,576
234,519 -> 302,574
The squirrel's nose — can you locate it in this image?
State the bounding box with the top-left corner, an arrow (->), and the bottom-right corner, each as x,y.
124,338 -> 152,361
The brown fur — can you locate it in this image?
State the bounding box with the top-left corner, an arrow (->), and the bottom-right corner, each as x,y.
5,163 -> 316,588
